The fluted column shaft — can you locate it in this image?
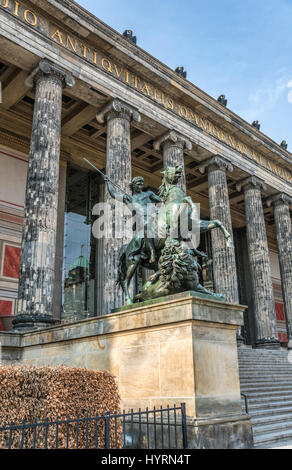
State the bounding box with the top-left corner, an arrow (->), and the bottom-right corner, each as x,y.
238,177 -> 279,348
154,131 -> 192,192
268,194 -> 292,348
200,156 -> 239,303
97,99 -> 141,313
14,59 -> 75,330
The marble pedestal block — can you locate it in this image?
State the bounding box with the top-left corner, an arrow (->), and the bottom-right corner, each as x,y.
0,292 -> 253,449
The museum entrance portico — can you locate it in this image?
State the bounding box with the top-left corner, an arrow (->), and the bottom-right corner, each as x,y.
0,0 -> 291,350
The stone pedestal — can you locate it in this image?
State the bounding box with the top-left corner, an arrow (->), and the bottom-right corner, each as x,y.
0,292 -> 253,449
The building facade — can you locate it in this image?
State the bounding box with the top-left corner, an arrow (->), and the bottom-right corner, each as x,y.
0,0 -> 291,350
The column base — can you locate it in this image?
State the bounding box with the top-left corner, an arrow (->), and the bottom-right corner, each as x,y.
127,414 -> 253,449
255,338 -> 281,349
13,314 -> 56,332
236,326 -> 245,347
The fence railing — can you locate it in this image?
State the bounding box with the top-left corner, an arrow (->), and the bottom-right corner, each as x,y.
0,403 -> 188,450
241,393 -> 249,414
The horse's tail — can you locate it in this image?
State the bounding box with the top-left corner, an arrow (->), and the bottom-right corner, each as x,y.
117,244 -> 128,288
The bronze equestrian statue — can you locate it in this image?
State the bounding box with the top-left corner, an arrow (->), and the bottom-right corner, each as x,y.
104,165 -> 234,305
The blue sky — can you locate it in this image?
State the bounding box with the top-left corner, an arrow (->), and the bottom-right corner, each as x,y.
78,0 -> 292,148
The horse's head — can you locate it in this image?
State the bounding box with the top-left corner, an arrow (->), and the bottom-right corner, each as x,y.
159,165 -> 183,200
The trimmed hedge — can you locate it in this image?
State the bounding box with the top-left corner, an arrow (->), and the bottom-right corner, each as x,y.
0,365 -> 122,449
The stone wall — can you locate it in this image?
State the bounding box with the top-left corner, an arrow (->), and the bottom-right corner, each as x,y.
0,292 -> 253,448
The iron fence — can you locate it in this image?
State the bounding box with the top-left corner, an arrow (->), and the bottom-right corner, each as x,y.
0,403 -> 188,450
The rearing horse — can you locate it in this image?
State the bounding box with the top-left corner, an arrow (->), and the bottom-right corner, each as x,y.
118,165 -> 234,304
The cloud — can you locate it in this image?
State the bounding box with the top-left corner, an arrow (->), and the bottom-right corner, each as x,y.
288,80 -> 292,104
240,74 -> 291,122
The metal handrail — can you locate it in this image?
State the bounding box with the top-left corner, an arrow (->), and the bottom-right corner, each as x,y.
241,393 -> 249,414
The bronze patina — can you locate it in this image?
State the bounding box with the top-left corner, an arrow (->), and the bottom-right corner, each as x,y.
103,165 -> 234,304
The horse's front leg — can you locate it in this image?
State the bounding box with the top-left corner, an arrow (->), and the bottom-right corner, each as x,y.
201,220 -> 234,248
124,261 -> 139,305
213,220 -> 234,248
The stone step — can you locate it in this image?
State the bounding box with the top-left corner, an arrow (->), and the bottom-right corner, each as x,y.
239,352 -> 288,356
240,381 -> 292,388
251,412 -> 292,425
240,377 -> 292,382
239,363 -> 291,368
247,399 -> 292,410
239,364 -> 292,373
240,361 -> 291,365
239,361 -> 291,365
258,438 -> 292,449
240,365 -> 290,369
240,371 -> 292,376
239,348 -> 287,353
239,357 -> 289,360
241,388 -> 292,396
239,368 -> 292,377
253,420 -> 292,437
240,375 -> 292,382
240,389 -> 292,399
240,357 -> 289,360
239,352 -> 289,357
238,348 -> 292,448
239,362 -> 291,365
239,354 -> 288,359
239,357 -> 290,360
253,430 -> 292,448
241,384 -> 292,392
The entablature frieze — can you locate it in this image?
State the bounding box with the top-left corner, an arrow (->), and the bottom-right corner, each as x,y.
0,1 -> 292,197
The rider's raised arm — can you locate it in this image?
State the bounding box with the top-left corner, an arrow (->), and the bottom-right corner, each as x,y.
149,191 -> 162,203
105,178 -> 132,204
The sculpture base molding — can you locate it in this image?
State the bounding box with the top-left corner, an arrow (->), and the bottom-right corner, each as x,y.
255,338 -> 281,349
12,313 -> 56,331
0,292 -> 253,449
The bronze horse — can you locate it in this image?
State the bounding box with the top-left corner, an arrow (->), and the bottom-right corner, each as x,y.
117,165 -> 234,305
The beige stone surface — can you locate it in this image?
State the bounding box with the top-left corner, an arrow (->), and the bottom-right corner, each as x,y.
193,329 -> 240,397
119,344 -> 160,398
160,337 -> 194,397
1,293 -> 245,419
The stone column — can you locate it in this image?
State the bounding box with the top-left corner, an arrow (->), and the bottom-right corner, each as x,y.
237,177 -> 279,348
96,99 -> 141,313
154,130 -> 192,192
14,59 -> 75,331
267,193 -> 292,349
199,155 -> 239,304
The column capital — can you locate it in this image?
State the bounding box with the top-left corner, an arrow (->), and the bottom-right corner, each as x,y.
25,58 -> 75,88
266,193 -> 292,208
96,98 -> 141,124
153,130 -> 192,152
236,176 -> 266,193
199,155 -> 233,175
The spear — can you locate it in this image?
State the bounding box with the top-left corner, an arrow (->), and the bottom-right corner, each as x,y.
83,158 -> 132,198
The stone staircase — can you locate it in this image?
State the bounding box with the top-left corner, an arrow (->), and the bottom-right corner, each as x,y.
238,346 -> 292,448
